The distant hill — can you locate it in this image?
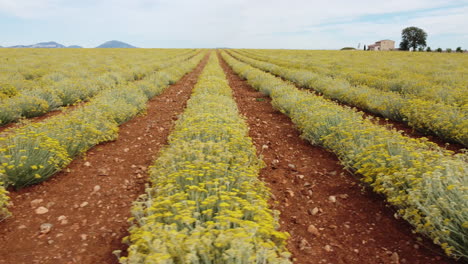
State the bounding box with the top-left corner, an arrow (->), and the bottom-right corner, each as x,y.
96,40 -> 137,48
7,41 -> 81,48
67,45 -> 83,48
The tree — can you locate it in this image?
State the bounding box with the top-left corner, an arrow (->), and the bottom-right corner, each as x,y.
446,48 -> 452,53
426,47 -> 432,52
456,47 -> 463,53
400,27 -> 427,51
436,48 -> 442,52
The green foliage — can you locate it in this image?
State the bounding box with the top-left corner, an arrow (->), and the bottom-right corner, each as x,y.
447,48 -> 452,53
456,47 -> 463,53
400,26 -> 427,51
426,47 -> 432,52
436,48 -> 443,52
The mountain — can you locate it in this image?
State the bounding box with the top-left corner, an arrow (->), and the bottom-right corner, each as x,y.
31,41 -> 66,48
96,40 -> 137,48
8,41 -> 75,48
67,45 -> 83,48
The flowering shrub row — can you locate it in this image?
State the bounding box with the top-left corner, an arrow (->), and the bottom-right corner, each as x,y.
228,50 -> 468,147
120,54 -> 291,264
222,51 -> 468,260
237,49 -> 467,107
0,49 -> 198,126
0,52 -> 205,218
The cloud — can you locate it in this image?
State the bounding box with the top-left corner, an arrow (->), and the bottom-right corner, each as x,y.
0,0 -> 467,48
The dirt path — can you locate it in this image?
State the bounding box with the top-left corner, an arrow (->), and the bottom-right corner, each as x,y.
0,54 -> 209,264
218,53 -> 456,264
226,51 -> 465,153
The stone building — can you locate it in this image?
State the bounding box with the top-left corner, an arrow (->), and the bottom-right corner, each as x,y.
368,40 -> 395,51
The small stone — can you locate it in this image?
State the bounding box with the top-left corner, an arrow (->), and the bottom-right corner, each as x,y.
309,207 -> 319,215
93,185 -> 101,192
296,174 -> 305,179
30,199 -> 43,208
97,168 -> 109,176
40,223 -> 53,234
262,145 -> 269,150
58,215 -> 68,225
123,148 -> 130,152
80,234 -> 87,241
285,189 -> 294,197
272,159 -> 280,165
353,249 -> 359,253
391,252 -> 399,264
288,164 -> 296,169
35,206 -> 49,214
324,245 -> 332,252
80,202 -> 89,208
84,161 -> 91,167
339,194 -> 349,199
328,196 -> 337,203
307,224 -> 320,236
413,244 -> 419,249
18,225 -> 27,229
299,238 -> 310,250
48,240 -> 54,245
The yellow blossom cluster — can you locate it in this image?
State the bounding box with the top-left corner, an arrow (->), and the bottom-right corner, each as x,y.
236,49 -> 467,106
0,49 -> 199,126
0,52 -> 206,218
222,51 -> 468,261
0,182 -> 9,220
121,55 -> 291,264
228,50 -> 467,147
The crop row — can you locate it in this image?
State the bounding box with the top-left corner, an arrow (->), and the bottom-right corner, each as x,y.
222,51 -> 468,260
120,54 -> 291,263
0,49 -> 198,126
228,50 -> 468,147
238,49 -> 468,106
0,52 -> 206,218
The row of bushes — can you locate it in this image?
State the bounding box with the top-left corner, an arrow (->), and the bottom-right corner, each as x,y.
222,51 -> 468,260
228,50 -> 468,147
0,50 -> 198,126
236,49 -> 467,107
120,54 -> 291,263
0,52 -> 206,219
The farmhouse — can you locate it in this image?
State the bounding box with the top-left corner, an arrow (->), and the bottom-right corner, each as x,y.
368,39 -> 395,51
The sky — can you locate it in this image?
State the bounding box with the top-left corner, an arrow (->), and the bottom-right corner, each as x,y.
0,0 -> 467,49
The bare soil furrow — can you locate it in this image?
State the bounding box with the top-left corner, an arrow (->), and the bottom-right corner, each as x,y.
0,54 -> 209,264
218,53 -> 456,264
228,51 -> 464,153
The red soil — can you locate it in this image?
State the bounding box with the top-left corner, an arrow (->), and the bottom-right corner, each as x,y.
218,53 -> 457,264
0,54 -> 209,264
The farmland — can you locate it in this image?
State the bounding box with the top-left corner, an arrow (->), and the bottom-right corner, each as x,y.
0,49 -> 466,264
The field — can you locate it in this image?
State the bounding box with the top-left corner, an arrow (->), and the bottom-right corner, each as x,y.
0,49 -> 466,264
